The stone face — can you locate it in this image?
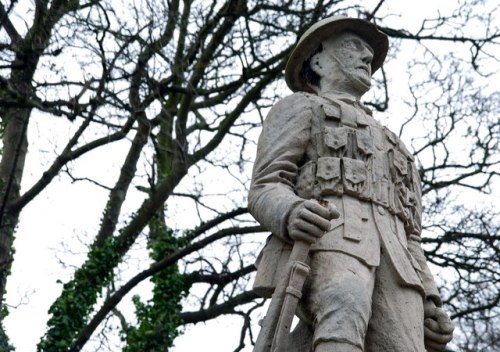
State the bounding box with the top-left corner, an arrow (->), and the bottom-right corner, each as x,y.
249,16 -> 454,352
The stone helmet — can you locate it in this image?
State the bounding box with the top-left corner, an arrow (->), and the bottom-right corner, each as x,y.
285,16 -> 389,93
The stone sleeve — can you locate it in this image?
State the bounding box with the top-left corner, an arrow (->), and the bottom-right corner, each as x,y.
248,92 -> 314,240
407,167 -> 443,306
407,235 -> 442,306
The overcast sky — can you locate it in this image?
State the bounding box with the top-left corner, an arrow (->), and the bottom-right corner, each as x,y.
3,1 -> 499,351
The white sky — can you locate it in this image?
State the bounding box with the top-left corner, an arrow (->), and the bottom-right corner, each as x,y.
3,1 -> 499,351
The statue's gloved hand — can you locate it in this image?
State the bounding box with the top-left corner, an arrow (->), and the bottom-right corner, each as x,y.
423,300 -> 454,352
287,199 -> 340,244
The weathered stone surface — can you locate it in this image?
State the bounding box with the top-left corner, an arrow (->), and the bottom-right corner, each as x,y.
249,16 -> 454,352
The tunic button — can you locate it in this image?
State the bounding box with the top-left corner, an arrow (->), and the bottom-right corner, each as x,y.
377,205 -> 386,215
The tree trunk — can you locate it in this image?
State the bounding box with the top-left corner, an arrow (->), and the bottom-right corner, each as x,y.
0,98 -> 31,313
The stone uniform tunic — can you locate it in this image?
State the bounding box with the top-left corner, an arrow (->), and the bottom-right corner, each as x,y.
249,92 -> 441,305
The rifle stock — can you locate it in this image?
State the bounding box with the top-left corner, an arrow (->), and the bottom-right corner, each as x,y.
253,240 -> 311,352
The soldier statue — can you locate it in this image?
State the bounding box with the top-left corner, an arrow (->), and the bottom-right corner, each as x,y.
248,16 -> 454,352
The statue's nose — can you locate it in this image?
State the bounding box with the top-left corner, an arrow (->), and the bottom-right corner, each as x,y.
362,49 -> 373,65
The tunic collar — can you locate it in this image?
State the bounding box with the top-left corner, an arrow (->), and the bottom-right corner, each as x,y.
320,92 -> 373,115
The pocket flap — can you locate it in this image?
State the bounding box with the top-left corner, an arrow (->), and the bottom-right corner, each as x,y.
384,127 -> 397,145
316,157 -> 341,180
324,127 -> 348,150
343,158 -> 366,184
323,103 -> 341,119
393,150 -> 408,175
356,131 -> 374,155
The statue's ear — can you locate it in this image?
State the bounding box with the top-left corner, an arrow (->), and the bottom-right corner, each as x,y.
309,52 -> 324,76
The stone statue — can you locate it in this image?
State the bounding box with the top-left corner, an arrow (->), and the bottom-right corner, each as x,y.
248,16 -> 454,352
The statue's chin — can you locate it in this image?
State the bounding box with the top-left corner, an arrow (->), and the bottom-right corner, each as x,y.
359,82 -> 371,95
349,73 -> 371,95
312,72 -> 371,97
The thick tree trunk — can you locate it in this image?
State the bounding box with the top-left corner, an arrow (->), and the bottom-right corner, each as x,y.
0,102 -> 31,313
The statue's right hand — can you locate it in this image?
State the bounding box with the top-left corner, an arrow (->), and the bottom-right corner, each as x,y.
287,199 -> 339,244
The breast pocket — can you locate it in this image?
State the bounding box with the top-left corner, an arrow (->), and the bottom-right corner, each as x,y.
324,127 -> 348,157
356,131 -> 375,162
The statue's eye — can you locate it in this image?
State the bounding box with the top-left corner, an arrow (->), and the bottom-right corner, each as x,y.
343,39 -> 373,54
342,39 -> 362,52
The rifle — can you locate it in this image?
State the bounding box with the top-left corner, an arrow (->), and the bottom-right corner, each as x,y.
253,199 -> 333,352
253,239 -> 311,352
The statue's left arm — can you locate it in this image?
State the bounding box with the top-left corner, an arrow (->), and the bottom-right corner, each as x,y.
407,164 -> 454,350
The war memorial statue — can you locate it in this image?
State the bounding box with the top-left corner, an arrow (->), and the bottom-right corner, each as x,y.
248,16 -> 454,352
